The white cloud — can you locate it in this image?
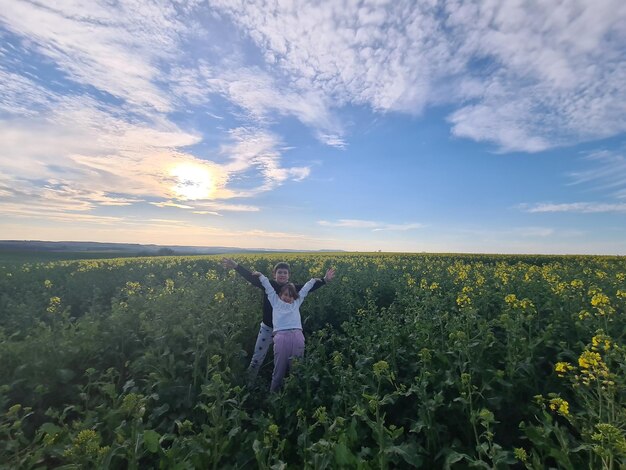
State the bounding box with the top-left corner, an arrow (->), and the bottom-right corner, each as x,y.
192,210 -> 222,216
172,63 -> 345,147
521,202 -> 626,213
150,202 -> 195,209
4,0 -> 622,160
0,70 -> 306,219
0,0 -> 181,113
219,127 -> 312,194
192,201 -> 260,212
318,219 -> 423,231
210,0 -> 626,152
210,0 -> 451,113
319,219 -> 380,229
373,223 -> 425,232
0,69 -> 58,117
568,150 -> 626,197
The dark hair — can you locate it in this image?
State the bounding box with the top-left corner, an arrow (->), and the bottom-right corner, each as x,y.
273,262 -> 290,273
279,283 -> 299,300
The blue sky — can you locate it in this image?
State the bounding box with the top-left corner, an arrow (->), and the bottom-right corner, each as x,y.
1,0 -> 626,254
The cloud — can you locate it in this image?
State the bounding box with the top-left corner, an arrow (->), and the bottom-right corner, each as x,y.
318,219 -> 423,231
446,0 -> 626,151
149,199 -> 260,213
210,0 -> 450,113
219,127 -> 312,194
0,0 -> 182,113
373,223 -> 425,232
150,202 -> 195,209
4,0 -> 623,163
192,211 -> 221,216
192,201 -> 260,212
517,149 -> 626,217
567,149 -> 626,197
210,0 -> 626,152
319,219 -> 380,229
171,63 -> 345,147
0,70 -> 305,219
460,226 -> 558,238
520,202 -> 626,213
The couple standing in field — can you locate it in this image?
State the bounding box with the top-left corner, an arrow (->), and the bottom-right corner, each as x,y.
222,258 -> 336,392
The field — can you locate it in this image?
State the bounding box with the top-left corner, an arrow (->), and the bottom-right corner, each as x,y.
0,251 -> 152,265
1,253 -> 624,469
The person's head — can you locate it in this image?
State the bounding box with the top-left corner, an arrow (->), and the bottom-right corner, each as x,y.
272,262 -> 290,285
279,283 -> 299,303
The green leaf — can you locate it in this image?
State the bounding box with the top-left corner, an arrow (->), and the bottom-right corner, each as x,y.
443,450 -> 469,470
38,422 -> 61,436
143,429 -> 161,453
334,442 -> 354,466
228,426 -> 241,438
385,443 -> 423,466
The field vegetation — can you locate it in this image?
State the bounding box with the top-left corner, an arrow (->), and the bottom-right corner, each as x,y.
0,253 -> 624,468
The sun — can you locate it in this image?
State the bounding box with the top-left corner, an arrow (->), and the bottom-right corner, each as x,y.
170,163 -> 215,200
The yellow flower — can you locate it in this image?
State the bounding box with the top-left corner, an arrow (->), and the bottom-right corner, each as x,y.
591,333 -> 612,351
456,293 -> 472,308
578,351 -> 601,369
46,296 -> 62,314
124,281 -> 141,295
577,350 -> 611,386
548,397 -> 569,416
555,362 -> 572,377
591,293 -> 610,307
570,279 -> 583,289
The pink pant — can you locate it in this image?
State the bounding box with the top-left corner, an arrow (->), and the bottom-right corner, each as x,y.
271,329 -> 305,392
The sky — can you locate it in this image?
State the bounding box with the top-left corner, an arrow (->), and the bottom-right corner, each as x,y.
1,0 -> 626,255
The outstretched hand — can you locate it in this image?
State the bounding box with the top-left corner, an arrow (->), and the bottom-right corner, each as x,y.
221,258 -> 237,269
323,267 -> 336,283
251,271 -> 262,277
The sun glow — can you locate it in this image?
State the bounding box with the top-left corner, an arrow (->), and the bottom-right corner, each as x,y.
170,163 -> 215,200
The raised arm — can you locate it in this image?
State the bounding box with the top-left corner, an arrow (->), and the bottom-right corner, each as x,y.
296,278 -> 319,305
221,258 -> 262,288
301,267 -> 336,293
255,273 -> 279,305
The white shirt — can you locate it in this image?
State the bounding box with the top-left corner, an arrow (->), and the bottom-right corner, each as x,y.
259,274 -> 316,332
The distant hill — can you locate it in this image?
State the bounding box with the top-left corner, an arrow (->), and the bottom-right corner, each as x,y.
0,240 -> 341,256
